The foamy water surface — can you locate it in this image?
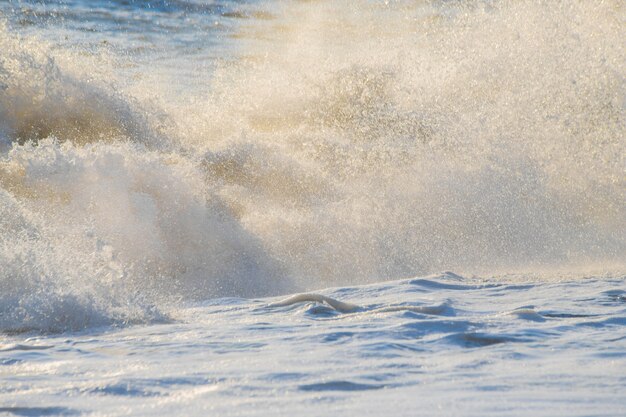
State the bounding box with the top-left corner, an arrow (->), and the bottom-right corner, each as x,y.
2,273 -> 626,416
0,0 -> 624,415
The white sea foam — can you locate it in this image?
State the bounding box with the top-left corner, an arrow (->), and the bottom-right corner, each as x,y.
1,1 -> 625,415
2,273 -> 625,416
0,0 -> 624,333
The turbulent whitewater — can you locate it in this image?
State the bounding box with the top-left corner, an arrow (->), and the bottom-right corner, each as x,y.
0,0 -> 624,415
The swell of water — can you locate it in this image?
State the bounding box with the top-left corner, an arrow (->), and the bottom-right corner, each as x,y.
0,0 -> 624,332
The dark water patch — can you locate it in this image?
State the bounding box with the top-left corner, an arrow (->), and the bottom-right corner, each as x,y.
407,278 -> 499,291
542,312 -> 600,319
444,332 -> 530,348
210,342 -> 267,354
84,376 -> 220,397
263,372 -> 307,382
497,284 -> 537,291
360,341 -> 425,354
299,380 -> 384,392
396,319 -> 475,339
476,384 -> 514,392
518,328 -> 559,339
578,316 -> 626,328
88,383 -> 161,397
591,351 -> 626,359
354,341 -> 416,359
607,335 -> 626,343
243,322 -> 283,332
0,407 -> 77,416
361,372 -> 405,383
145,376 -> 216,388
320,331 -> 354,343
55,345 -> 93,355
373,302 -> 456,317
503,351 -> 536,360
601,290 -> 626,304
455,359 -> 494,370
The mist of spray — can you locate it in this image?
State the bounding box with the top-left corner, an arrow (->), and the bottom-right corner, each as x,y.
0,0 -> 624,332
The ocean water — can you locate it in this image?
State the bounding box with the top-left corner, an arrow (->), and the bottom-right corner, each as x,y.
0,0 -> 624,415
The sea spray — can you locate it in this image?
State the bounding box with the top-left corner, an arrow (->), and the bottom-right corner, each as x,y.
0,0 -> 624,332
190,0 -> 624,282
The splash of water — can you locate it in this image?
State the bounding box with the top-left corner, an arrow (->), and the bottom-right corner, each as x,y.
0,0 -> 624,332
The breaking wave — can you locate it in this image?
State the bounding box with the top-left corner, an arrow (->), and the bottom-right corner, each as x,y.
0,0 -> 624,332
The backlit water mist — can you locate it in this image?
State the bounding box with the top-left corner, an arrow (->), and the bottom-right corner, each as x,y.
0,2 -> 624,414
